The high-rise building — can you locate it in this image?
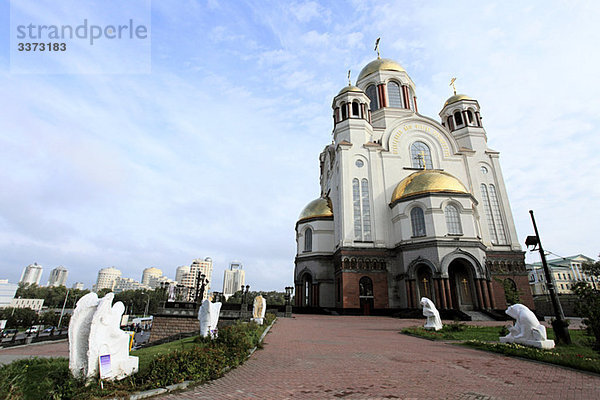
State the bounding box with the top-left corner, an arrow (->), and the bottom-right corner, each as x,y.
19,263 -> 43,286
223,261 -> 245,300
47,266 -> 68,287
0,279 -> 18,308
113,277 -> 150,293
72,282 -> 85,290
141,267 -> 162,286
294,55 -> 531,314
180,258 -> 213,301
95,267 -> 122,292
175,265 -> 190,283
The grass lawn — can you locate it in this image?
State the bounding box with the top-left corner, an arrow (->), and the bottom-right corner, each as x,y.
402,323 -> 600,374
132,336 -> 199,373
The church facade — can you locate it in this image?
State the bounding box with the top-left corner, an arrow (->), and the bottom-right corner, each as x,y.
294,57 -> 533,315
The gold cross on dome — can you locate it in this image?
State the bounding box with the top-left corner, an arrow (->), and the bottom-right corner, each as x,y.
374,37 -> 381,58
348,69 -> 351,86
449,77 -> 457,95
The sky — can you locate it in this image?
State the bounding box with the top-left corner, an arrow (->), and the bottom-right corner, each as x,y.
1,0 -> 599,292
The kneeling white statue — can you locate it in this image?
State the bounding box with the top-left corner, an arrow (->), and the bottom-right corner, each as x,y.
198,299 -> 222,338
251,295 -> 266,325
499,304 -> 555,349
420,297 -> 442,331
69,292 -> 139,380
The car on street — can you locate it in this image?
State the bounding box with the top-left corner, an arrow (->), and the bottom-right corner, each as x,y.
43,326 -> 56,333
1,328 -> 18,338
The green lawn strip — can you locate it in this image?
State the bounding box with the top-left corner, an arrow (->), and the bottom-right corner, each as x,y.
401,324 -> 600,374
0,314 -> 276,400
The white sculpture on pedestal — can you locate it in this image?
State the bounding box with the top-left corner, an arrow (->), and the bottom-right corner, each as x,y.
499,304 -> 555,349
87,293 -> 139,380
198,299 -> 222,338
251,295 -> 266,325
69,292 -> 100,378
420,297 -> 443,331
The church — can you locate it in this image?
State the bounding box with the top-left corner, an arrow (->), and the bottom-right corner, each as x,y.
294,54 -> 534,316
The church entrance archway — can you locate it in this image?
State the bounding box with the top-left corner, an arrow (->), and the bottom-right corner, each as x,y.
416,265 -> 434,303
302,274 -> 313,307
359,276 -> 374,315
448,259 -> 476,311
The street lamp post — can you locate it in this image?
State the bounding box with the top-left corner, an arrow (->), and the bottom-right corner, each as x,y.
284,286 -> 293,317
57,288 -> 70,330
525,210 -> 571,344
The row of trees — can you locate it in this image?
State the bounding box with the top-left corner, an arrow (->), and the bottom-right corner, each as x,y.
15,283 -> 90,309
0,308 -> 69,330
224,290 -> 288,306
574,258 -> 600,350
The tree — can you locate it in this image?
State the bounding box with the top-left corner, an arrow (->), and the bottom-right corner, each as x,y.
0,307 -> 38,328
573,258 -> 600,351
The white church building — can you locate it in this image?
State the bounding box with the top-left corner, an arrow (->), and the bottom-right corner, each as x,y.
294,56 -> 534,315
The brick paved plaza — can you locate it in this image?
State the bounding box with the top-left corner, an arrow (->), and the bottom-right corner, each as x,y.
161,315 -> 600,400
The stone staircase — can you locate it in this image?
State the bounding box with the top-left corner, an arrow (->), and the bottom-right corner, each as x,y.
463,310 -> 495,321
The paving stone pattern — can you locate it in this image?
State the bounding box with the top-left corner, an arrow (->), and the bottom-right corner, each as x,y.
160,315 -> 600,400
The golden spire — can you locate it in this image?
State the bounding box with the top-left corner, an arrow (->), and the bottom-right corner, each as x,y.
374,37 -> 381,59
449,77 -> 457,95
348,69 -> 351,86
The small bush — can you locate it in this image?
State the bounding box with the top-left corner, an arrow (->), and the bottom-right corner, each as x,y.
499,325 -> 510,337
443,321 -> 467,332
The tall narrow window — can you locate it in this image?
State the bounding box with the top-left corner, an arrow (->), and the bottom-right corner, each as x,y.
454,111 -> 463,126
387,81 -> 403,108
361,179 -> 372,240
304,228 -> 313,252
444,204 -> 462,235
341,103 -> 348,120
488,185 -> 507,244
352,101 -> 360,117
481,184 -> 498,243
410,141 -> 433,169
411,207 -> 426,237
353,179 -> 362,238
466,110 -> 474,124
366,85 -> 378,111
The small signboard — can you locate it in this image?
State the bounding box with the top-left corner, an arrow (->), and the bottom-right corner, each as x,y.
99,354 -> 112,379
120,314 -> 129,327
0,320 -> 6,330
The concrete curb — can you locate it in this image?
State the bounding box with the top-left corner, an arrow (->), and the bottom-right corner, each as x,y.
113,317 -> 277,400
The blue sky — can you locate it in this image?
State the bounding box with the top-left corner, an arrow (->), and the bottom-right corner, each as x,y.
1,1 -> 599,291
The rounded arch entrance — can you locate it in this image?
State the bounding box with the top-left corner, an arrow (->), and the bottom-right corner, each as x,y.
448,258 -> 478,311
415,264 -> 435,303
359,276 -> 374,315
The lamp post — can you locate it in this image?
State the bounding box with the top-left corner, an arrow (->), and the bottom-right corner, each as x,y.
525,210 -> 571,344
199,277 -> 209,304
57,289 -> 70,330
284,286 -> 293,317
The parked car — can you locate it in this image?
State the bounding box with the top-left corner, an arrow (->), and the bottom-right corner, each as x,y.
43,326 -> 56,333
25,326 -> 40,334
1,329 -> 18,338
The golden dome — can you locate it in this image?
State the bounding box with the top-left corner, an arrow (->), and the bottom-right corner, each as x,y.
391,170 -> 468,203
298,197 -> 333,222
338,85 -> 363,95
357,58 -> 406,81
443,94 -> 474,107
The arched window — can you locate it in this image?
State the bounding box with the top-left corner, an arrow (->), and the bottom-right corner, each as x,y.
366,85 -> 378,111
359,276 -> 374,297
454,111 -> 463,126
445,204 -> 462,235
466,110 -> 474,125
341,103 -> 348,120
352,101 -> 360,117
447,116 -> 454,130
488,185 -> 507,244
361,179 -> 372,240
352,178 -> 361,238
410,141 -> 433,169
410,207 -> 426,237
304,228 -> 312,252
387,81 -> 403,108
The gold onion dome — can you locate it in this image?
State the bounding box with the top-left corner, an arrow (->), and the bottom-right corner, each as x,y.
391,170 -> 468,203
338,85 -> 363,95
444,94 -> 474,107
298,197 -> 333,222
357,58 -> 406,81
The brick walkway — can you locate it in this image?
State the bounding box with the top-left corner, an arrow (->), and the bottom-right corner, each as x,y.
0,339 -> 68,365
160,315 -> 600,400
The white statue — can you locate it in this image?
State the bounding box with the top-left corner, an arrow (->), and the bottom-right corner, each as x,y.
198,299 -> 222,338
87,293 -> 139,380
251,295 -> 266,325
167,284 -> 176,302
69,292 -> 100,378
420,297 -> 443,331
499,304 -> 555,349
